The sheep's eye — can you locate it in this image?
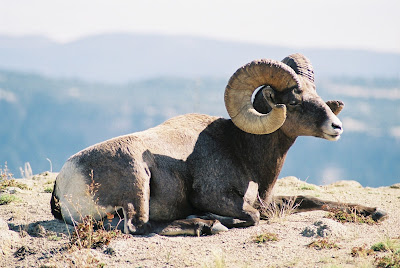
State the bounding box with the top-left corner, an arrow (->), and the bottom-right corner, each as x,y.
289,100 -> 298,106
294,88 -> 302,94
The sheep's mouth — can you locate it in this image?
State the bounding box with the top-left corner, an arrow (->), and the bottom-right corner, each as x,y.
323,133 -> 341,141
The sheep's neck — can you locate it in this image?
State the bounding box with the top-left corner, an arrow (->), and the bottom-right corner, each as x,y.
235,128 -> 296,200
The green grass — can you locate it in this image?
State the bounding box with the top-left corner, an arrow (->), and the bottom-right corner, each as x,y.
375,251 -> 400,268
44,185 -> 54,193
372,238 -> 400,267
372,238 -> 400,252
0,194 -> 20,205
47,235 -> 62,241
253,233 -> 279,244
0,179 -> 29,190
372,242 -> 390,252
299,184 -> 316,190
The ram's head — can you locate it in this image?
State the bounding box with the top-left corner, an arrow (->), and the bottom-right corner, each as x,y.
224,53 -> 344,140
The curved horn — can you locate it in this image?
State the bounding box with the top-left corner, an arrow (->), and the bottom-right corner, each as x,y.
282,53 -> 314,83
224,59 -> 300,135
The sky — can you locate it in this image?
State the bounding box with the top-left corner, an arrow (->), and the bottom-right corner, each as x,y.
0,0 -> 399,54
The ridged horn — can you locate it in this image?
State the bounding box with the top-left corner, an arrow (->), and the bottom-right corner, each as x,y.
282,53 -> 314,83
224,59 -> 300,135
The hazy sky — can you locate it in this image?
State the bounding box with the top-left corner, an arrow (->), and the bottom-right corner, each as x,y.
1,0 -> 399,53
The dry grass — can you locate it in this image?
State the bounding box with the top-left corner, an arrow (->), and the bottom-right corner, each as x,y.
326,207 -> 377,225
69,216 -> 122,249
307,238 -> 339,250
1,162 -> 26,205
63,170 -> 124,250
351,245 -> 375,257
258,195 -> 300,222
0,162 -> 13,180
1,162 -> 28,191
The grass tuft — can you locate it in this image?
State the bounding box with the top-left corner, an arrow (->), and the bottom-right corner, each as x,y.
372,237 -> 400,252
375,251 -> 400,268
299,184 -> 316,191
253,232 -> 279,244
1,162 -> 29,190
203,252 -> 227,268
1,162 -> 13,180
372,238 -> 400,267
308,238 -> 339,250
0,194 -> 20,205
258,195 -> 299,222
351,245 -> 375,257
326,207 -> 376,225
66,170 -> 123,250
69,215 -> 122,249
372,242 -> 390,252
44,185 -> 54,193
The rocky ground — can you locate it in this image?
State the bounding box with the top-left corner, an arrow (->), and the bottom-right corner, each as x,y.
1,173 -> 399,267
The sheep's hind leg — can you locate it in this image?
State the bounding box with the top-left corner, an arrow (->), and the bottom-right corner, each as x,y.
121,166 -> 152,235
272,195 -> 387,221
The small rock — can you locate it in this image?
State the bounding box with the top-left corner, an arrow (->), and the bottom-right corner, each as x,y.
104,247 -> 116,256
302,219 -> 348,238
301,227 -> 316,237
6,187 -> 23,194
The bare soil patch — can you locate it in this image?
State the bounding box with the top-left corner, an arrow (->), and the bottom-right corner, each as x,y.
1,173 -> 399,267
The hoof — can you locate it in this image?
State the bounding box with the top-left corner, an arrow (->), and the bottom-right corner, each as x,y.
372,209 -> 388,221
127,222 -> 151,235
210,220 -> 228,234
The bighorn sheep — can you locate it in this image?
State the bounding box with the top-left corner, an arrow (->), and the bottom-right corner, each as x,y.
51,53 -> 386,236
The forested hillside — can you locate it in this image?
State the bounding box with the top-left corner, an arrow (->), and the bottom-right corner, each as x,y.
1,70 -> 399,186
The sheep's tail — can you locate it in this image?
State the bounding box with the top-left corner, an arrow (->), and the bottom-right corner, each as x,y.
50,180 -> 63,220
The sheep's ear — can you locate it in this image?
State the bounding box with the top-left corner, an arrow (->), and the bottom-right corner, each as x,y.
326,100 -> 344,115
262,86 -> 277,108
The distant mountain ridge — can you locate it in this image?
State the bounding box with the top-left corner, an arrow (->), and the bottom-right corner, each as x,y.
1,33 -> 399,187
1,33 -> 399,83
1,69 -> 399,187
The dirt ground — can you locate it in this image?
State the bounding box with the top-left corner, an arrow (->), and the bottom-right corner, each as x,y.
1,172 -> 399,268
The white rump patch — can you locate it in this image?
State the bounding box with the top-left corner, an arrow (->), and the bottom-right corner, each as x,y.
55,160 -> 115,224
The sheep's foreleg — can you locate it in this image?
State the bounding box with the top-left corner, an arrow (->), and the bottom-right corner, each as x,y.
272,195 -> 387,221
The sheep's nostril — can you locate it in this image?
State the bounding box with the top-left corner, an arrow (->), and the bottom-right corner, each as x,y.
332,122 -> 342,130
